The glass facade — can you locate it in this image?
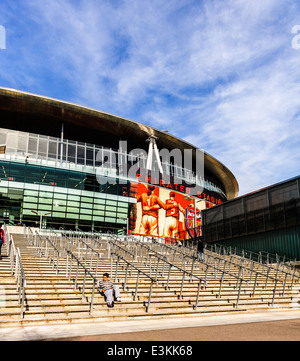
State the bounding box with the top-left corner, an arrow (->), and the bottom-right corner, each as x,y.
0,160 -> 134,231
0,128 -> 227,199
0,127 -> 227,231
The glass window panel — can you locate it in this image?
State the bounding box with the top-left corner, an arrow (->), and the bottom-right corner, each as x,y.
93,210 -> 105,216
67,207 -> 79,213
23,196 -> 38,203
105,211 -> 116,217
80,203 -> 92,210
52,201 -> 66,211
67,194 -> 81,201
24,190 -> 39,197
48,141 -> 58,157
93,216 -> 105,222
7,188 -> 23,195
86,148 -> 94,166
117,202 -> 128,209
6,133 -> 17,150
38,139 -> 48,155
80,208 -> 92,215
93,204 -> 105,210
67,144 -> 76,163
28,137 -> 38,154
80,214 -> 92,220
117,209 -> 128,216
17,135 -> 28,152
39,199 -> 53,206
53,200 -> 67,209
22,202 -> 38,210
39,191 -> 53,198
106,206 -> 117,212
106,200 -> 118,206
67,201 -> 80,207
67,213 -> 79,220
52,212 -> 66,218
81,197 -> 93,203
77,146 -> 85,159
0,187 -> 8,195
23,209 -> 35,215
53,192 -> 67,199
38,204 -> 52,211
0,129 -> 7,144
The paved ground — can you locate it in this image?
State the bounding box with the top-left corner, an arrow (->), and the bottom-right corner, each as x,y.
50,319 -> 300,341
1,309 -> 300,341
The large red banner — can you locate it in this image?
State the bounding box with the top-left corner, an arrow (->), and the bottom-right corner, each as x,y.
130,183 -> 206,242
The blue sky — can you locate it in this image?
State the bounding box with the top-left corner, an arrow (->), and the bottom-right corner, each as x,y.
0,0 -> 300,195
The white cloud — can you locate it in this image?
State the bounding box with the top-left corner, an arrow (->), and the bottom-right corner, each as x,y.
184,52 -> 300,194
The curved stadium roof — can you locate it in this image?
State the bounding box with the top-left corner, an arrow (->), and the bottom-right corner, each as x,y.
0,87 -> 239,199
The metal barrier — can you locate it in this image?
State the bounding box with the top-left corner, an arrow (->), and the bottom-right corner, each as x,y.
110,234 -> 296,309
110,252 -> 157,312
207,243 -> 300,293
34,232 -> 61,275
30,230 -> 102,315
109,235 -> 214,310
15,247 -> 26,318
139,235 -> 298,300
3,226 -> 27,319
62,233 -> 103,277
210,243 -> 299,273
18,228 -> 299,316
65,250 -> 98,315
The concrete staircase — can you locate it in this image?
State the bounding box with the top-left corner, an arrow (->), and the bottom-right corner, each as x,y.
0,234 -> 149,327
0,232 -> 299,328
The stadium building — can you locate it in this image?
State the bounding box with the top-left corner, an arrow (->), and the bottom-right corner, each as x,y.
0,88 -> 238,237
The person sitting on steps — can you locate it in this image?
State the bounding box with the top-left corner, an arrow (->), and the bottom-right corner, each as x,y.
97,273 -> 121,308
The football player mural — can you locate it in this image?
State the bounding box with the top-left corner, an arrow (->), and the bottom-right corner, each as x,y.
131,183 -> 206,242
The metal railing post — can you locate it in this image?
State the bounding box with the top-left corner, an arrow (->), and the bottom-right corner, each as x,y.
134,271 -> 140,301
235,279 -> 243,308
146,280 -> 154,312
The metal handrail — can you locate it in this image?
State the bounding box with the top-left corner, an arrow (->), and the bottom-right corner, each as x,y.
62,234 -> 103,276
65,250 -> 99,315
4,227 -> 27,319
109,236 -> 213,310
128,235 -> 296,288
4,225 -> 16,274
151,239 -> 290,306
34,232 -> 61,275
107,234 -> 161,311
212,242 -> 298,265
208,243 -> 300,279
111,235 -> 294,308
206,243 -> 300,291
15,247 -> 26,318
110,252 -> 157,312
